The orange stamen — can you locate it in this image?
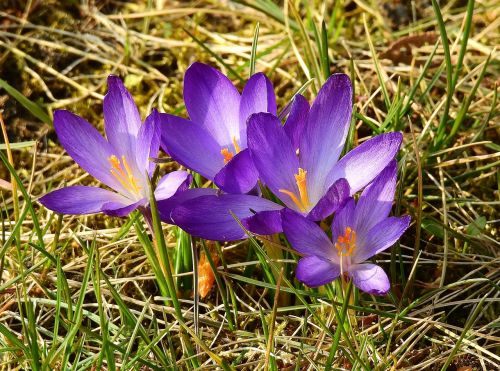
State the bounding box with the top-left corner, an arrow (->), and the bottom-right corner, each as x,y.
335,227 -> 356,257
108,155 -> 141,194
278,189 -> 304,212
294,168 -> 309,210
279,167 -> 310,212
220,148 -> 234,164
232,136 -> 241,154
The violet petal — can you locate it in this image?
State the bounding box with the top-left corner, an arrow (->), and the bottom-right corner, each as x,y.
39,186 -> 134,215
214,149 -> 259,194
348,263 -> 390,295
282,209 -> 334,260
103,75 -> 142,159
296,256 -> 340,287
354,215 -> 411,263
171,194 -> 282,241
184,62 -> 241,146
154,170 -> 192,201
53,110 -> 121,191
238,72 -> 276,148
241,209 -> 284,235
283,94 -> 309,149
299,74 -> 352,199
247,112 -> 300,211
307,178 -> 350,221
328,132 -> 402,195
158,113 -> 225,180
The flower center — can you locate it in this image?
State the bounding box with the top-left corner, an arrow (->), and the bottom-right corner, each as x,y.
108,155 -> 141,194
335,227 -> 356,257
220,148 -> 234,164
220,136 -> 241,164
279,168 -> 310,212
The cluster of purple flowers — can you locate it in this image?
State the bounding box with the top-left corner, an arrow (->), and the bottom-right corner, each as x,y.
40,63 -> 410,295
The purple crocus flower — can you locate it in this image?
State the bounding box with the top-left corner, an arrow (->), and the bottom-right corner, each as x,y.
245,73 -> 403,233
158,62 -> 276,194
166,74 -> 403,241
163,94 -> 309,241
39,76 -> 191,217
282,161 -> 410,295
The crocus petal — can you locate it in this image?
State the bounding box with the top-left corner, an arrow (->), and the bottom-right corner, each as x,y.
299,74 -> 352,198
354,215 -> 411,263
354,160 -> 397,238
103,75 -> 142,159
348,263 -> 390,295
53,110 -> 121,191
158,188 -> 218,223
328,132 -> 403,195
184,62 -> 241,146
282,209 -> 334,260
331,198 -> 356,242
284,94 -> 309,149
214,149 -> 259,194
171,194 -> 282,241
136,109 -> 161,175
247,112 -> 300,211
154,170 -> 192,201
103,198 -> 145,217
241,209 -> 283,235
238,72 -> 276,148
158,114 -> 225,179
39,186 -> 134,215
296,256 -> 340,287
307,178 -> 350,221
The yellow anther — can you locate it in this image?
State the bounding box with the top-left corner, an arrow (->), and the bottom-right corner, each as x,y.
294,168 -> 309,211
279,168 -> 310,212
109,155 -> 125,177
108,155 -> 141,194
221,137 -> 241,164
335,227 -> 356,257
278,189 -> 305,212
221,148 -> 234,164
232,136 -> 241,154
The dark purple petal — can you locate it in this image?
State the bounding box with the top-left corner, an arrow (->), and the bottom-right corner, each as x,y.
103,198 -> 145,217
354,215 -> 411,263
238,72 -> 276,148
103,75 -> 142,159
354,160 -> 397,238
157,188 -> 218,223
331,198 -> 356,242
39,186 -> 134,215
53,110 -> 121,191
282,209 -> 334,260
328,132 -> 403,195
307,178 -> 350,221
154,170 -> 192,201
348,263 -> 390,295
171,194 -> 282,241
214,149 -> 259,194
247,113 -> 301,211
137,109 -> 161,175
158,114 -> 225,180
299,74 -> 352,199
296,256 -> 340,287
184,62 -> 241,146
284,94 -> 309,149
241,209 -> 283,235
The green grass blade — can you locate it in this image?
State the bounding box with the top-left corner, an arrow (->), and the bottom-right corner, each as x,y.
0,78 -> 51,125
250,22 -> 260,76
